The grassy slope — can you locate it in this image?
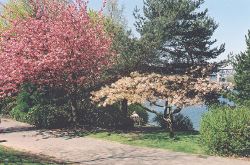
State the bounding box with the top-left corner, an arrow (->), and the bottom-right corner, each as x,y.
86,130 -> 205,154
0,145 -> 58,165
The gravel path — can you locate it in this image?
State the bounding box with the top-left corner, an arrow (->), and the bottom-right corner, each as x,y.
0,118 -> 249,165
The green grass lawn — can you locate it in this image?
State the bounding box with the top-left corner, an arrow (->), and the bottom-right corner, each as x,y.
0,145 -> 58,165
85,130 -> 206,155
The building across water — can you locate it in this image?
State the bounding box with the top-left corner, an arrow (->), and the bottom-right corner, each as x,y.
218,64 -> 235,82
210,64 -> 235,83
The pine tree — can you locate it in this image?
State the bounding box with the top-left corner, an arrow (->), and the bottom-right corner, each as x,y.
134,0 -> 225,65
234,31 -> 250,99
103,0 -> 150,75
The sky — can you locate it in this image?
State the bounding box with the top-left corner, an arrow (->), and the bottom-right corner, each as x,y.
1,0 -> 250,61
90,0 -> 250,61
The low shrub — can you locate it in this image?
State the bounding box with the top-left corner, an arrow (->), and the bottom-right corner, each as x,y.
153,113 -> 194,131
9,86 -> 31,122
6,84 -> 73,128
26,104 -> 71,128
9,106 -> 27,122
0,97 -> 16,116
200,106 -> 250,156
84,103 -> 134,129
6,84 -> 147,129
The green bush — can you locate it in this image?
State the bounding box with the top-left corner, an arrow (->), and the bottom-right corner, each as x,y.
9,106 -> 27,122
200,106 -> 250,156
84,103 -> 133,129
9,86 -> 31,122
153,113 -> 194,131
26,104 -> 71,129
6,84 -> 73,128
6,84 -> 147,129
0,97 -> 16,116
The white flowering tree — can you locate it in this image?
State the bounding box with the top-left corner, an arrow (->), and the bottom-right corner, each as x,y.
91,66 -> 226,137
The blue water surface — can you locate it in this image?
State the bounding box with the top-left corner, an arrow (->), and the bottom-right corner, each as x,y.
146,97 -> 233,131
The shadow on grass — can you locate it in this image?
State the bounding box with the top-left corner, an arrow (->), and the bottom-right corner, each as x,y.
33,125 -> 124,139
34,128 -> 95,139
1,126 -> 36,134
0,146 -> 64,165
140,130 -> 200,141
85,127 -> 200,142
33,126 -> 163,139
84,128 -> 204,154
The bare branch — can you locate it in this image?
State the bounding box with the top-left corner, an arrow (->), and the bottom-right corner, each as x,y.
137,104 -> 162,116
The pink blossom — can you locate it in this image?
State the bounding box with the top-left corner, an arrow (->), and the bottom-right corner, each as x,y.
0,0 -> 113,98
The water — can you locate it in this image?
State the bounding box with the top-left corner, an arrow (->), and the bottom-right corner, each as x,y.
181,105 -> 208,130
145,74 -> 235,130
147,104 -> 208,131
146,97 -> 233,131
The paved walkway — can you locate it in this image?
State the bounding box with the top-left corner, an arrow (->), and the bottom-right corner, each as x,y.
0,118 -> 249,165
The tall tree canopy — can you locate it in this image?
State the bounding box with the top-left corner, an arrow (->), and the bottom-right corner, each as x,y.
0,0 -> 112,97
102,0 -> 150,76
234,30 -> 250,99
0,0 -> 113,122
134,0 -> 225,65
104,0 -> 126,27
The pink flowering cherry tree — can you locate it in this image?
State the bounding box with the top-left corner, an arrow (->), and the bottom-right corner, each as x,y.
0,0 -> 113,123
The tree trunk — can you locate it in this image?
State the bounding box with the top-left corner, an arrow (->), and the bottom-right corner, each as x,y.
120,99 -> 128,117
70,97 -> 78,125
168,107 -> 174,138
120,99 -> 131,129
70,73 -> 78,126
164,100 -> 174,138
